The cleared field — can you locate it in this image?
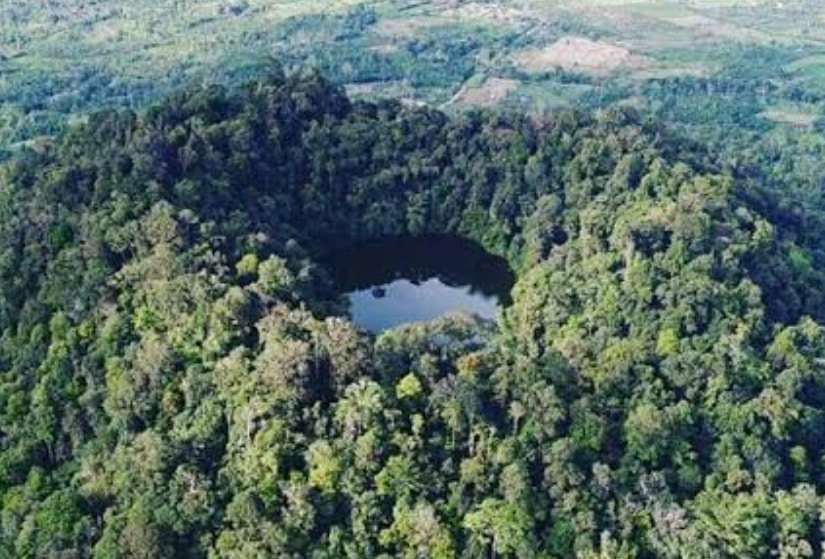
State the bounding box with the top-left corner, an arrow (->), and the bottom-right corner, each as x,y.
759,108 -> 820,128
514,36 -> 650,76
505,80 -> 595,111
372,16 -> 442,38
0,0 -> 824,149
443,2 -> 527,23
451,76 -> 520,107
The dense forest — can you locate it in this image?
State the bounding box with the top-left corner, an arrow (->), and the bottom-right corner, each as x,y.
2,68 -> 825,558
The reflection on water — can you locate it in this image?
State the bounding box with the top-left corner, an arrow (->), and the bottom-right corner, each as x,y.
325,235 -> 514,332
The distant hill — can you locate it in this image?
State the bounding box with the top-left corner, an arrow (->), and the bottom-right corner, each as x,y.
1,0 -> 824,149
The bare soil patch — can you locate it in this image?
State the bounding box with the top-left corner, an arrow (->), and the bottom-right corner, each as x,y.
514,36 -> 650,76
453,77 -> 520,107
759,109 -> 818,128
373,16 -> 439,38
443,1 -> 525,23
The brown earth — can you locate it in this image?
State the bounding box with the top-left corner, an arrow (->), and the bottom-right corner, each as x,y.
453,77 -> 520,106
514,36 -> 650,76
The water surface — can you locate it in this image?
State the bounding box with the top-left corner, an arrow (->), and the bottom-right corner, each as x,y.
325,235 -> 514,332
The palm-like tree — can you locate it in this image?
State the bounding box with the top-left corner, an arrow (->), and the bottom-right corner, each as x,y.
335,379 -> 384,438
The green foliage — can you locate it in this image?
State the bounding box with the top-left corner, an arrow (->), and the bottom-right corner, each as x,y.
0,68 -> 824,559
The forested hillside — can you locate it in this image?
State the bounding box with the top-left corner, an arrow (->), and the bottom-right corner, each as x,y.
2,69 -> 825,558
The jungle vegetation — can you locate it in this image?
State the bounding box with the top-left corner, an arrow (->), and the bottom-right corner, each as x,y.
1,67 -> 825,558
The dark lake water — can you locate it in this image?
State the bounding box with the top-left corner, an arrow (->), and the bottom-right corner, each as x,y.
325,235 -> 515,333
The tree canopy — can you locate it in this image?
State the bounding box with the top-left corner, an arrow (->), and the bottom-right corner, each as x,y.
1,68 -> 825,558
